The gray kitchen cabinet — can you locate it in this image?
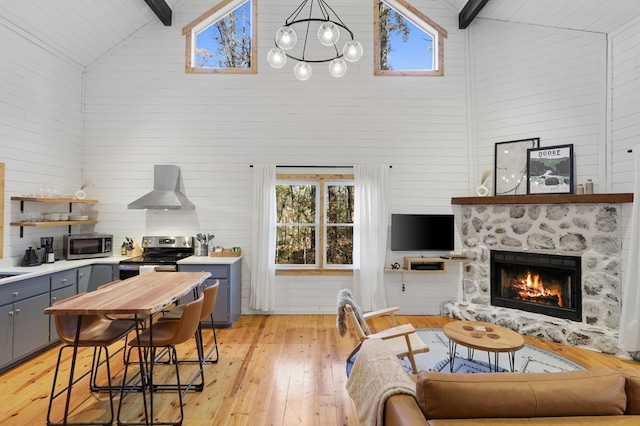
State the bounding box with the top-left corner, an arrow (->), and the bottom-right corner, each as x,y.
51,269 -> 77,292
0,304 -> 13,367
0,275 -> 50,371
48,269 -> 78,342
77,264 -> 117,293
77,265 -> 91,293
89,264 -> 118,291
0,262 -> 120,372
49,284 -> 77,341
14,292 -> 50,358
178,260 -> 241,327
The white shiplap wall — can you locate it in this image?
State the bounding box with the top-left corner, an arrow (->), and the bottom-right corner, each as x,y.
0,18 -> 85,263
610,18 -> 640,193
468,19 -> 608,193
609,18 -> 640,296
81,0 -> 469,314
2,0 -> 638,315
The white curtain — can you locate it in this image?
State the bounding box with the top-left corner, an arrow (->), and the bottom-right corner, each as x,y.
250,164 -> 277,311
353,164 -> 390,311
619,147 -> 640,351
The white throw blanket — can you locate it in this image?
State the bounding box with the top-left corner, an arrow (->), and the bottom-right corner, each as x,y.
346,339 -> 416,426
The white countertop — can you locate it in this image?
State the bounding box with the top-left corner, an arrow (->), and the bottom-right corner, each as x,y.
0,254 -> 241,286
0,256 -> 124,285
178,255 -> 242,265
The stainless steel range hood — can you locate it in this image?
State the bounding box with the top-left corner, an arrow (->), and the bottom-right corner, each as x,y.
127,165 -> 195,210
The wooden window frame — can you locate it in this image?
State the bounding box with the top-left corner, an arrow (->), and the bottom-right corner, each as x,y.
182,0 -> 257,74
275,173 -> 354,277
374,0 -> 448,76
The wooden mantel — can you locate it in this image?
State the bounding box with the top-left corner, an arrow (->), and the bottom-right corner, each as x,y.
451,193 -> 633,205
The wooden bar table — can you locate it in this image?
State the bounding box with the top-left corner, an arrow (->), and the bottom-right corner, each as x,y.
44,271 -> 211,426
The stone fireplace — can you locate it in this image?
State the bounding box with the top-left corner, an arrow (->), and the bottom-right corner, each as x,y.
490,250 -> 582,321
443,193 -> 633,358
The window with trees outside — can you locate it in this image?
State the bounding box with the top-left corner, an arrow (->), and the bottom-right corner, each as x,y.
182,0 -> 257,74
276,174 -> 354,275
374,0 -> 448,76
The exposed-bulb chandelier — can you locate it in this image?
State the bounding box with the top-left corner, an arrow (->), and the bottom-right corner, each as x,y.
267,0 -> 363,80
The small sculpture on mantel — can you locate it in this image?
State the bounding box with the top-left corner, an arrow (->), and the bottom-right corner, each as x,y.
476,170 -> 491,197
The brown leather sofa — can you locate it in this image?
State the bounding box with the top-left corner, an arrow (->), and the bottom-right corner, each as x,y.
383,366 -> 640,425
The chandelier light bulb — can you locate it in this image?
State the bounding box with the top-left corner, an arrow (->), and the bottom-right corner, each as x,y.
328,58 -> 347,78
267,47 -> 287,69
275,27 -> 297,50
343,40 -> 363,62
294,61 -> 312,81
317,22 -> 340,46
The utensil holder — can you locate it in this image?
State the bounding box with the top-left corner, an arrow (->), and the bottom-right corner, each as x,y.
196,243 -> 208,256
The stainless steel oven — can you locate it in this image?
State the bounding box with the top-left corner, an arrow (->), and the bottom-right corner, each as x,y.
118,236 -> 193,280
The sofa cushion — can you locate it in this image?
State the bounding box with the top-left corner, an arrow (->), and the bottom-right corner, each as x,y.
416,366 -> 626,419
620,368 -> 640,414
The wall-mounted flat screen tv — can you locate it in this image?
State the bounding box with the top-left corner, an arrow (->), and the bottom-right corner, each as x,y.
391,214 -> 455,251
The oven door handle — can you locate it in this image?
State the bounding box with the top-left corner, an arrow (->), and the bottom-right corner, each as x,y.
154,265 -> 178,272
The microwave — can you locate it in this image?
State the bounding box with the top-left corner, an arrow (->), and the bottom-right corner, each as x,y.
63,233 -> 113,260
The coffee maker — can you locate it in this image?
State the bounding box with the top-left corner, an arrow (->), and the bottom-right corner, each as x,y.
41,237 -> 55,263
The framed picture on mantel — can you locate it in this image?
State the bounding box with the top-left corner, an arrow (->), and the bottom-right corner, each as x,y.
494,138 -> 539,195
526,144 -> 574,195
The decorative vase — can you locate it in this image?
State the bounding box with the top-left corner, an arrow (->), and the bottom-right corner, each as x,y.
476,184 -> 489,197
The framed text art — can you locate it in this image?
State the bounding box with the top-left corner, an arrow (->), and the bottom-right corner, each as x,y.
526,144 -> 574,195
494,138 -> 540,195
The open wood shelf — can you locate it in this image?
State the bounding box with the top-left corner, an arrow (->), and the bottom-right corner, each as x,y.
10,220 -> 98,227
10,196 -> 99,237
10,196 -> 98,204
385,256 -> 468,273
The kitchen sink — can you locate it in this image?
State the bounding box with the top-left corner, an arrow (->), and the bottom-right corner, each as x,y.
0,273 -> 22,279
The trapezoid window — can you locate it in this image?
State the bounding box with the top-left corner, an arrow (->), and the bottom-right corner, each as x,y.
374,0 -> 447,76
183,0 -> 257,74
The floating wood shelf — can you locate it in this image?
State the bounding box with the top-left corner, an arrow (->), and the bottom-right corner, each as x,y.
451,193 -> 633,205
10,220 -> 98,227
10,197 -> 98,204
10,197 -> 99,237
385,256 -> 468,273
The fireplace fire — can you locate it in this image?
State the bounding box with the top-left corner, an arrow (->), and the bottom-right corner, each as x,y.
490,250 -> 582,321
510,270 -> 563,306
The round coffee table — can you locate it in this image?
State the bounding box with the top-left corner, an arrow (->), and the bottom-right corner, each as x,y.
443,320 -> 525,372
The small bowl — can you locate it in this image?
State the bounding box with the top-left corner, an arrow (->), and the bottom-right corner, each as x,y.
59,213 -> 69,221
49,213 -> 60,221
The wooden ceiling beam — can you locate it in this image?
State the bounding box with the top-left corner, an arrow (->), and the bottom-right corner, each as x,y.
145,0 -> 172,26
459,0 -> 490,29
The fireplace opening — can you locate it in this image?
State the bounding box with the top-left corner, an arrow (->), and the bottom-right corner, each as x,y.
490,250 -> 582,321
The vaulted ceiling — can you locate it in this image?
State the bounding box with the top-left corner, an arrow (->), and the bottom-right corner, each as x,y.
1,0 -> 640,69
443,0 -> 640,33
0,0 -> 183,68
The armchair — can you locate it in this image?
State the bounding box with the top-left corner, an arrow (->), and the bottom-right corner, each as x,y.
336,289 -> 429,373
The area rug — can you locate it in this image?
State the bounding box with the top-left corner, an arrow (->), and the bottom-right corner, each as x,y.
398,328 -> 585,374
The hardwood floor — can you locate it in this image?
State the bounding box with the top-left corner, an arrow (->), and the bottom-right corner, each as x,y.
1,314 -> 639,425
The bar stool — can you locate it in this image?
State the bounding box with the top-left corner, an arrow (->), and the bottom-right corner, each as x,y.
118,293 -> 204,426
159,280 -> 220,365
97,279 -> 149,364
47,294 -> 136,426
